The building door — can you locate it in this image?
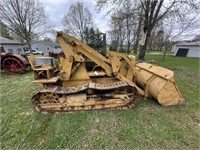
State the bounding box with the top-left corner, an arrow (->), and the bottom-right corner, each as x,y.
176,48 -> 189,57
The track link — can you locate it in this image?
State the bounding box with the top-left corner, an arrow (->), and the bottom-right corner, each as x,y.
32,81 -> 138,113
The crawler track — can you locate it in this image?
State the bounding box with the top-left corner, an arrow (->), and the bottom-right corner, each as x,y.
32,81 -> 138,113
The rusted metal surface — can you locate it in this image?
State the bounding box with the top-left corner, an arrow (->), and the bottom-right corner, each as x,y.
1,53 -> 30,75
40,81 -> 128,94
32,81 -> 138,113
9,53 -> 30,65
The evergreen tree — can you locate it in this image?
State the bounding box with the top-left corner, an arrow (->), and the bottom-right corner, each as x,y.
83,27 -> 90,44
95,29 -> 102,49
0,21 -> 12,39
83,27 -> 103,50
88,27 -> 95,48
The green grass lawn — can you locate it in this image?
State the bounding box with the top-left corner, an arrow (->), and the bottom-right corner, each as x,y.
0,55 -> 199,150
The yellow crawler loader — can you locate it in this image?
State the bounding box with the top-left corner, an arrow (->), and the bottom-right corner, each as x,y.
27,32 -> 184,113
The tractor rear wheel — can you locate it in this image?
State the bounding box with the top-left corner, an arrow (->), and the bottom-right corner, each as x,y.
2,57 -> 26,75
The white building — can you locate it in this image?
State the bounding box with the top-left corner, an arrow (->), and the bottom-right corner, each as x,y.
172,41 -> 200,58
0,36 -> 25,54
31,41 -> 61,54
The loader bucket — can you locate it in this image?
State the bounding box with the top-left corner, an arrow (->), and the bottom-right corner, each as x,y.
136,63 -> 184,106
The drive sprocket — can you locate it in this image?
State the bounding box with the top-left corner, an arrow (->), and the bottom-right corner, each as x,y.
31,81 -> 138,113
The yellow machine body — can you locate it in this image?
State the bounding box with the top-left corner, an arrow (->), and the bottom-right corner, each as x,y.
27,32 -> 184,113
136,63 -> 184,106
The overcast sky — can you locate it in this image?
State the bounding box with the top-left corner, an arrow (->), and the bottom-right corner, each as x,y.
40,0 -> 110,33
39,0 -> 200,41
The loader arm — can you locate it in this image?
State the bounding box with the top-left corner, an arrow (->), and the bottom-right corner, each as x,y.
57,32 -> 113,76
56,32 -> 145,95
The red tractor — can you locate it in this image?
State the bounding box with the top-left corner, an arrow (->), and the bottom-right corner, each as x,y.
0,53 -> 30,75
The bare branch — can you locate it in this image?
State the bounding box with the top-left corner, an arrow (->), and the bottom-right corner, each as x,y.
62,2 -> 93,41
0,0 -> 49,51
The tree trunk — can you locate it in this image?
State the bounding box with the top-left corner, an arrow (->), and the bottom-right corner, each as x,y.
116,39 -> 119,52
138,40 -> 148,61
133,43 -> 138,54
120,41 -> 123,52
134,7 -> 143,54
138,27 -> 152,61
134,24 -> 142,54
27,38 -> 32,53
159,38 -> 164,51
138,30 -> 151,61
127,42 -> 131,54
147,36 -> 153,53
162,47 -> 168,61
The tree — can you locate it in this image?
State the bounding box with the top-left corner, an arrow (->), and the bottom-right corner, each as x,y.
147,21 -> 164,52
63,2 -> 93,41
109,5 -> 137,54
0,21 -> 12,39
109,12 -> 126,52
161,14 -> 199,61
88,27 -> 95,47
94,29 -> 103,49
83,27 -> 90,44
97,0 -> 141,54
193,34 -> 200,41
133,7 -> 143,54
83,27 -> 103,50
123,0 -> 137,54
0,0 -> 48,52
43,37 -> 53,42
96,0 -> 200,60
